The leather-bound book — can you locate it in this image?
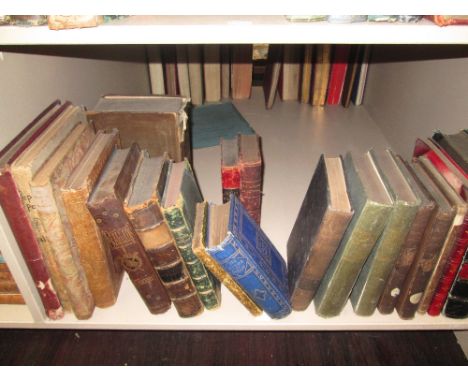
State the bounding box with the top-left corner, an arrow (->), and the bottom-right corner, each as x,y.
162,45 -> 178,96
300,45 -> 314,104
161,160 -> 221,310
279,44 -> 301,101
231,44 -> 253,100
220,136 -> 240,203
314,151 -> 393,318
87,95 -> 190,162
124,152 -> 203,318
395,159 -> 455,319
187,44 -> 204,106
31,122 -> 95,319
263,44 -> 282,109
239,134 -> 263,225
87,144 -> 171,315
203,44 -> 221,103
287,155 -> 353,311
192,201 -> 262,316
61,130 -> 123,309
432,131 -> 468,174
350,149 -> 420,316
11,104 -> 90,314
0,100 -> 64,319
311,44 -> 331,106
326,45 -> 350,105
378,156 -> 436,315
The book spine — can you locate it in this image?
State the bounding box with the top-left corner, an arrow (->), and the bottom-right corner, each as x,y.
443,252 -> 468,318
203,44 -> 221,102
221,165 -> 240,204
88,199 -> 171,314
0,171 -> 64,319
326,45 -> 350,105
187,45 -> 204,106
128,201 -> 203,318
240,160 -> 262,225
163,203 -> 220,310
207,233 -> 291,319
378,202 -> 434,314
428,215 -> 468,316
231,44 -> 253,100
318,44 -> 332,106
300,44 -> 314,104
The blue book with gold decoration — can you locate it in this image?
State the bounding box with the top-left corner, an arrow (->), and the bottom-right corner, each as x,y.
205,194 -> 291,319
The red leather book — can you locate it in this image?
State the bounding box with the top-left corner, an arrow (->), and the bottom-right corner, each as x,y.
0,101 -> 68,320
326,45 -> 350,105
220,136 -> 240,203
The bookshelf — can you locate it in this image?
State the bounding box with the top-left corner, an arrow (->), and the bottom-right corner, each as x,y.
0,18 -> 467,337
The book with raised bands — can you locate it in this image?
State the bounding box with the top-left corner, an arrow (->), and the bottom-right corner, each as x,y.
87,144 -> 171,315
287,154 -> 354,311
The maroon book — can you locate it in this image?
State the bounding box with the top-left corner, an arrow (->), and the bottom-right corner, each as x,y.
220,136 -> 240,203
0,100 -> 68,320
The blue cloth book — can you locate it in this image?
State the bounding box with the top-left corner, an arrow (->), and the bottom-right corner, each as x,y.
205,194 -> 291,319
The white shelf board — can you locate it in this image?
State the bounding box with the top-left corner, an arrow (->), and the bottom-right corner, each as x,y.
1,87 -> 466,330
1,16 -> 468,45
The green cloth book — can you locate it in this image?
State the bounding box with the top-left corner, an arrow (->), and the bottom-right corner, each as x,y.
314,151 -> 393,318
350,149 -> 421,316
161,159 -> 221,309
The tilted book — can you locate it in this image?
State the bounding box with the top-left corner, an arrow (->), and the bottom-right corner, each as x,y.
31,122 -> 95,319
378,156 -> 437,315
193,201 -> 262,316
87,95 -> 190,162
432,130 -> 468,174
61,130 -> 123,309
262,44 -> 282,109
87,144 -> 171,315
444,251 -> 468,318
124,152 -> 204,318
0,100 -> 64,319
350,149 -> 420,316
161,159 -> 221,310
231,44 -> 253,100
287,155 -> 354,311
187,44 -> 204,106
314,151 -> 393,318
341,45 -> 360,108
175,45 -> 191,99
205,195 -> 291,319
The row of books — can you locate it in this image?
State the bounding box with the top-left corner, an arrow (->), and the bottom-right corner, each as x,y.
289,131 -> 467,319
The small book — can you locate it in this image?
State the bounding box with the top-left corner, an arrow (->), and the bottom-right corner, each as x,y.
350,149 -> 420,317
311,44 -> 331,106
175,45 -> 191,99
61,129 -> 123,309
300,45 -> 314,104
31,122 -> 96,320
231,44 -> 253,100
161,159 -> 221,310
279,44 -> 301,101
87,144 -> 172,315
204,195 -> 292,319
87,95 -> 190,162
326,45 -> 350,105
203,44 -> 222,103
378,156 -> 437,315
220,136 -> 240,203
124,152 -> 204,318
0,100 -> 64,319
146,45 -> 166,95
263,44 -> 282,109
287,154 -> 354,311
314,151 -> 393,318
187,44 -> 204,106
192,201 -> 262,316
432,130 -> 468,174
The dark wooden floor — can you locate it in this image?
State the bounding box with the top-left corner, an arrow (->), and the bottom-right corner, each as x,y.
0,329 -> 466,365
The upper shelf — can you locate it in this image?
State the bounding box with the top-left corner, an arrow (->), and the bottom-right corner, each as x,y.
1,16 -> 468,45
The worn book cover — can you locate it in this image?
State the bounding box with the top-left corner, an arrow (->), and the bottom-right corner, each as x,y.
193,201 -> 262,316
205,195 -> 291,319
161,159 -> 221,310
263,44 -> 282,109
187,44 -> 204,106
125,152 -> 204,318
87,95 -> 190,162
31,122 -> 96,319
61,130 -> 123,309
314,151 -> 393,318
221,136 -> 240,203
87,144 -> 171,315
0,100 -> 64,318
287,155 -> 354,311
350,149 -> 420,316
279,44 -> 301,101
203,44 -> 221,103
162,45 -> 178,96
231,44 -> 253,100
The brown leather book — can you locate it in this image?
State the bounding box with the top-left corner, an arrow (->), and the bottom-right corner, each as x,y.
61,130 -> 123,309
239,134 -> 263,225
124,152 -> 203,318
87,95 -> 190,162
87,144 -> 171,315
231,44 -> 253,100
287,155 -> 353,311
378,157 -> 436,315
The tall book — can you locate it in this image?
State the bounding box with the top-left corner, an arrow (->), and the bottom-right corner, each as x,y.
220,44 -> 230,99
87,144 -> 171,315
311,44 -> 331,106
31,122 -> 96,319
11,104 -> 90,314
204,195 -> 292,319
187,44 -> 204,106
87,95 -> 190,162
279,44 -> 301,101
378,156 -> 437,315
300,45 -> 314,104
314,151 -> 393,318
262,44 -> 282,109
124,152 -> 204,318
220,136 -> 240,203
146,45 -> 166,95
161,159 -> 221,310
395,159 -> 455,319
231,44 -> 253,100
432,130 -> 468,174
341,45 -> 360,108
351,45 -> 371,106
326,45 -> 350,105
61,129 -> 123,309
175,45 -> 191,99
287,155 -> 354,311
162,45 -> 178,96
193,201 -> 262,316
350,149 -> 420,316
417,155 -> 467,315
0,100 -> 64,319
203,44 -> 221,103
